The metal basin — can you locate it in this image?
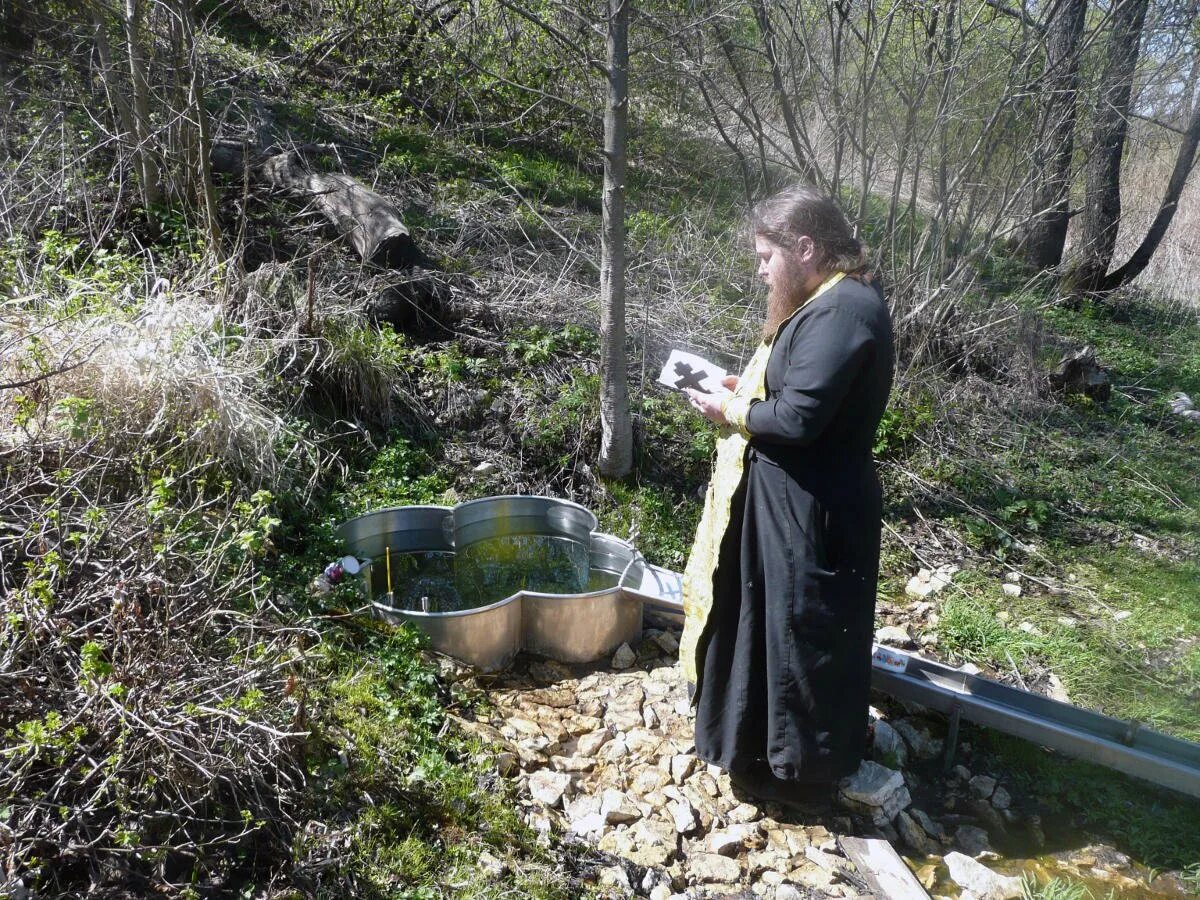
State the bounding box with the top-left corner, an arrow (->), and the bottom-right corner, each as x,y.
338,504 -> 522,672
522,533 -> 645,663
337,499 -> 643,672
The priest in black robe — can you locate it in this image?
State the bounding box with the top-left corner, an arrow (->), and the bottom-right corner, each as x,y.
679,185 -> 894,805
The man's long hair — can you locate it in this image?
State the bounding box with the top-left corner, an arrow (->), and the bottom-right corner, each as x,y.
751,186 -> 870,340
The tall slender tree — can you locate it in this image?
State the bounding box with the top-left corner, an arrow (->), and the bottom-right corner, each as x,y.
598,0 -> 632,478
1068,0 -> 1150,293
1022,0 -> 1087,270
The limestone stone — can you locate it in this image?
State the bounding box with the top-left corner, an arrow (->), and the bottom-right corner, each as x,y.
944,851 -> 1023,899
612,643 -> 637,669
528,686 -> 575,708
746,848 -> 789,877
597,737 -> 628,762
906,565 -> 958,598
528,769 -> 573,807
643,705 -> 661,729
626,728 -> 664,757
576,728 -> 611,757
669,799 -> 699,834
688,852 -> 742,884
670,754 -> 697,785
774,886 -> 806,900
602,788 -> 641,824
632,765 -> 673,795
875,624 -> 914,647
564,795 -> 606,836
726,801 -> 762,824
551,755 -> 595,773
708,822 -> 763,856
563,714 -> 603,736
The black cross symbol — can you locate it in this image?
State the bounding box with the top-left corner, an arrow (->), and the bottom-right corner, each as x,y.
673,361 -> 707,391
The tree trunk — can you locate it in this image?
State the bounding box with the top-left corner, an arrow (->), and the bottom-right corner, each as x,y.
1067,0 -> 1149,293
1100,99 -> 1200,288
1021,0 -> 1087,270
176,0 -> 221,250
598,0 -> 632,479
122,0 -> 162,209
260,150 -> 419,268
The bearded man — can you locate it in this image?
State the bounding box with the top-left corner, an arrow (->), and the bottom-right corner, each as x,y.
680,186 -> 894,807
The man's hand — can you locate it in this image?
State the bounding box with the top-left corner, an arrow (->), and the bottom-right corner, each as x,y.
685,388 -> 728,425
721,375 -> 739,391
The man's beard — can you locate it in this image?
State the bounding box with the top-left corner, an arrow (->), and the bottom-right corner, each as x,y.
761,260 -> 807,341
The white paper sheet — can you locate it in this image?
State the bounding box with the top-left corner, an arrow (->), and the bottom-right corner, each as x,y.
657,349 -> 731,395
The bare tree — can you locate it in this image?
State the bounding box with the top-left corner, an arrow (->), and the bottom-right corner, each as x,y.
598,0 -> 632,478
1067,0 -> 1151,293
1100,97 -> 1200,288
1021,0 -> 1087,270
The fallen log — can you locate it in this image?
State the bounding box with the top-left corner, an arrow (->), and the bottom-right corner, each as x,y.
211,139 -> 419,269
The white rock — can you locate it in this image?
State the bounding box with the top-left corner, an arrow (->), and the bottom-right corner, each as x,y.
774,886 -> 806,900
708,823 -> 761,856
875,624 -> 913,646
576,729 -> 611,757
669,799 -> 699,834
670,754 -> 697,784
688,852 -> 742,884
602,788 -> 641,824
1002,583 -> 1021,598
1113,610 -> 1133,622
1057,617 -> 1078,628
551,755 -> 595,773
1005,571 -> 1021,584
991,786 -> 1012,810
528,769 -> 573,807
612,643 -> 637,669
726,801 -> 761,824
473,461 -> 497,476
905,565 -> 959,599
944,851 -> 1023,899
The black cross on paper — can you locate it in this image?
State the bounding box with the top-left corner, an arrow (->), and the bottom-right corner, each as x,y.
673,361 -> 707,391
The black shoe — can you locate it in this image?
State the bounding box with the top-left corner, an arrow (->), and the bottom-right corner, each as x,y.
728,766 -> 835,812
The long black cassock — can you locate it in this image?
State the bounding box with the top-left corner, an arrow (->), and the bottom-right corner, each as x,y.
682,274 -> 894,785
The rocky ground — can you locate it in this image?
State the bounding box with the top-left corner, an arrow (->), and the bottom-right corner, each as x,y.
446,618 -> 1194,899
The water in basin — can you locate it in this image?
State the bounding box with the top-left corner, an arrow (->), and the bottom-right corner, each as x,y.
455,534 -> 590,605
371,536 -> 611,612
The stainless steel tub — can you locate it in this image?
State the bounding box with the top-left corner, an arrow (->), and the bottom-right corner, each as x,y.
337,499 -> 643,672
522,533 -> 645,663
338,504 -> 522,672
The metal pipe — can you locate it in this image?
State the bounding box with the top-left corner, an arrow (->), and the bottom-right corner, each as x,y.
626,569 -> 1200,801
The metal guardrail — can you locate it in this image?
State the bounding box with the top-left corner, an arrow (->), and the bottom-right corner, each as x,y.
628,566 -> 1200,801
